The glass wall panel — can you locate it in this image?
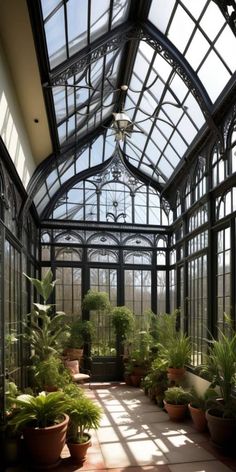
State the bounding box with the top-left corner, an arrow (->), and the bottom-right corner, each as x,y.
89,268 -> 117,356
169,269 -> 176,312
188,254 -> 208,366
124,251 -> 152,265
216,227 -> 231,332
55,267 -> 82,318
188,231 -> 208,255
189,204 -> 208,232
55,247 -> 82,261
125,270 -> 151,327
157,270 -> 166,314
4,240 -> 21,385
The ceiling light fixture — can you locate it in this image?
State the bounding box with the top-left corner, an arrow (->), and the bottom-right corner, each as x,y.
111,112 -> 134,141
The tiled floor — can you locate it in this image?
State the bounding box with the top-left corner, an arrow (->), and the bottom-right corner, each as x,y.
5,383 -> 236,472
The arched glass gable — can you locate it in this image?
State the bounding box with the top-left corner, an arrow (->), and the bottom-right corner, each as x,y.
48,153 -> 172,225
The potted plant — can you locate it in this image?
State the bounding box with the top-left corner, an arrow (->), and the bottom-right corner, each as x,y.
188,387 -> 218,432
160,332 -> 191,382
164,386 -> 191,421
111,306 -> 135,378
111,306 -> 134,345
64,319 -> 95,360
128,330 -> 152,387
1,381 -> 22,468
34,356 -> 71,391
82,290 -> 110,313
201,328 -> 236,448
9,391 -> 69,469
144,357 -> 168,406
23,269 -> 70,362
65,396 -> 102,463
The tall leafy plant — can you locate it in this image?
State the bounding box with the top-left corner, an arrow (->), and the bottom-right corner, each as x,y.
23,269 -> 69,361
201,330 -> 236,408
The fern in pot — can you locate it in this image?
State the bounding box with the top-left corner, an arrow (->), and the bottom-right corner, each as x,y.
200,328 -> 236,448
160,332 -> 191,382
65,396 -> 102,463
8,391 -> 68,469
164,386 -> 191,422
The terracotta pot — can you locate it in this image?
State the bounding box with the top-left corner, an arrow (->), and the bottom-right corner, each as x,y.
130,374 -> 142,387
23,414 -> 69,469
188,404 -> 207,432
167,367 -> 186,382
44,385 -> 58,392
124,373 -> 133,386
63,348 -> 83,360
132,366 -> 147,376
67,433 -> 91,463
164,400 -> 188,421
206,409 -> 236,449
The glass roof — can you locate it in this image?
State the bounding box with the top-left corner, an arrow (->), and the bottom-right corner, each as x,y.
30,0 -> 236,217
148,0 -> 236,102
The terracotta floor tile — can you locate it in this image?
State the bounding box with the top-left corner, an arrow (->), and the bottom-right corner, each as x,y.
6,384 -> 236,472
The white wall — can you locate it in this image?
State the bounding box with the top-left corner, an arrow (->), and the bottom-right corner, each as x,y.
0,41 -> 35,188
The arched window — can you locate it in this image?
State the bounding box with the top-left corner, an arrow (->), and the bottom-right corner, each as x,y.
184,178 -> 191,210
88,233 -> 119,246
156,236 -> 167,248
193,157 -> 206,202
55,247 -> 82,261
124,251 -> 152,265
88,249 -> 118,263
124,235 -> 152,247
5,184 -> 17,236
211,144 -> 227,188
54,231 -> 83,244
227,119 -> 236,175
216,187 -> 236,220
176,191 -> 182,218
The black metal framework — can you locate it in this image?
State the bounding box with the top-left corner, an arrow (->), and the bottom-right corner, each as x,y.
216,226 -> 231,332
46,149 -> 172,225
25,0 -> 236,222
2,0 -> 236,397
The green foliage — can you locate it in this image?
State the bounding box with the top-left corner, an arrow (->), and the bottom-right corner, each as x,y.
142,356 -> 168,405
155,311 -> 178,347
82,290 -> 110,312
200,329 -> 236,408
34,356 -> 71,390
160,332 -> 191,368
63,383 -> 85,400
131,330 -> 152,364
5,381 -> 20,414
111,306 -> 134,341
24,269 -> 56,303
189,387 -> 218,411
9,391 -> 66,429
68,319 -> 95,348
164,386 -> 191,405
66,396 -> 102,443
24,310 -> 69,362
23,271 -> 70,362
